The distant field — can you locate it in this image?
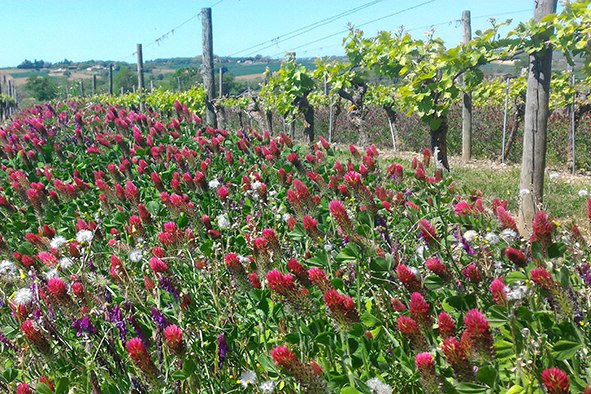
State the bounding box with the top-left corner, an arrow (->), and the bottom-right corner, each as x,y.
223,60 -> 317,76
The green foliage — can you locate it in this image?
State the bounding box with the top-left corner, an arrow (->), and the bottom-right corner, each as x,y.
113,66 -> 136,94
24,75 -> 58,101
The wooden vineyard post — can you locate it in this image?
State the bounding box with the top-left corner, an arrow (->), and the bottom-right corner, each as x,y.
517,0 -> 557,235
92,75 -> 97,95
202,7 -> 217,128
219,67 -> 223,97
462,10 -> 472,162
178,77 -> 182,92
151,80 -> 154,94
80,80 -> 84,97
501,76 -> 510,163
137,43 -> 145,112
109,64 -> 113,96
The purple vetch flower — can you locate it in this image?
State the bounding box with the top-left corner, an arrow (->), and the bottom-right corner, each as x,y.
0,332 -> 18,352
218,333 -> 230,369
151,307 -> 171,329
453,231 -> 475,256
577,264 -> 591,285
376,215 -> 393,251
128,315 -> 150,349
159,275 -> 180,299
72,315 -> 97,337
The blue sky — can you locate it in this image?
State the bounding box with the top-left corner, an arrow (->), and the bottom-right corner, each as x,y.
1,0 -> 539,68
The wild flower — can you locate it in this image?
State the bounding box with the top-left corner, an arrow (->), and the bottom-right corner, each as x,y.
163,325 -> 185,357
366,377 -> 393,394
531,211 -> 553,248
505,248 -> 528,267
425,257 -> 451,281
324,289 -> 360,332
397,316 -> 427,351
126,337 -> 160,384
491,278 -> 507,306
75,229 -> 93,244
541,368 -> 570,394
496,206 -> 517,231
438,312 -> 456,339
21,320 -> 51,355
308,267 -> 334,293
270,346 -> 327,393
12,288 -> 32,309
259,380 -> 277,393
463,309 -> 495,361
441,337 -> 473,381
17,383 -> 32,394
396,264 -> 423,293
129,249 -> 143,263
418,219 -> 438,246
49,235 -> 67,249
216,214 -> 230,229
266,269 -> 312,314
238,370 -> 257,388
415,352 -> 441,394
410,292 -> 432,331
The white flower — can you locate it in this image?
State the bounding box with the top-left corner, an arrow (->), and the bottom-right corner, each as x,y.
252,181 -> 262,191
282,213 -> 292,222
505,285 -> 529,301
50,235 -> 67,249
238,255 -> 251,264
259,380 -> 277,393
485,232 -> 500,244
59,257 -> 74,269
45,269 -> 59,280
549,173 -> 559,181
578,189 -> 588,197
366,377 -> 393,394
13,288 -> 33,305
208,179 -> 220,189
0,260 -> 17,281
324,243 -> 334,252
463,230 -> 478,243
238,370 -> 257,388
129,249 -> 143,263
216,214 -> 230,229
500,228 -> 517,243
76,230 -> 93,243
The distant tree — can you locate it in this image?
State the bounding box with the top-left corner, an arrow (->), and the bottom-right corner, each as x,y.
170,67 -> 202,90
114,67 -> 136,93
25,75 -> 58,101
17,60 -> 34,69
63,70 -> 72,78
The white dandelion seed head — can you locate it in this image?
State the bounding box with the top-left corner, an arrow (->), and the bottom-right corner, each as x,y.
238,370 -> 257,388
549,173 -> 559,181
208,179 -> 220,189
252,181 -> 262,191
463,230 -> 478,243
485,232 -> 500,245
13,288 -> 33,305
259,380 -> 277,393
0,260 -> 17,281
58,257 -> 74,269
366,377 -> 393,394
76,230 -> 94,243
45,269 -> 59,280
578,189 -> 588,197
500,228 -> 517,242
216,214 -> 230,229
129,249 -> 143,263
49,236 -> 67,249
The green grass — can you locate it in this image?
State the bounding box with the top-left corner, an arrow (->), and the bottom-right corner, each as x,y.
449,166 -> 591,232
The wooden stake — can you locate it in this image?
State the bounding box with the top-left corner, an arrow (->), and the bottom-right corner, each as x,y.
202,7 -> 217,127
461,10 -> 472,162
137,43 -> 145,111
